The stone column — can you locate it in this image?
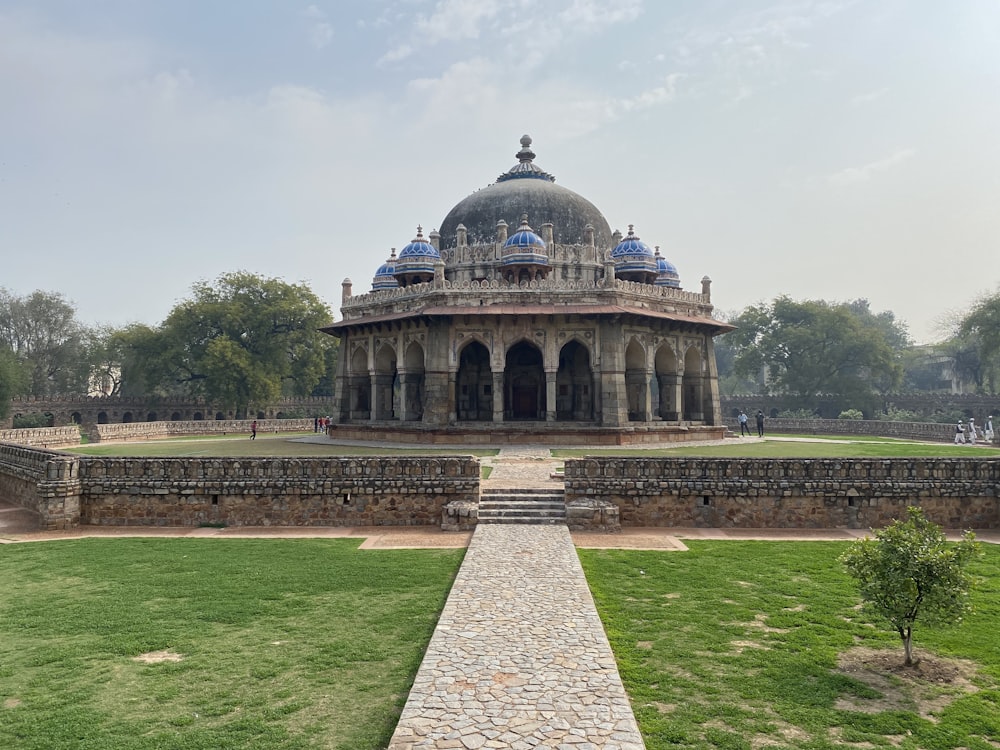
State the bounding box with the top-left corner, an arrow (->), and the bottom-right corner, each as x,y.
397,369 -> 409,422
492,371 -> 505,423
369,372 -> 379,421
545,370 -> 557,422
597,318 -> 628,426
672,374 -> 683,422
641,368 -> 653,421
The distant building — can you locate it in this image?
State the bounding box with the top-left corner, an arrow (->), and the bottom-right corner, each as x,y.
322,136 -> 732,444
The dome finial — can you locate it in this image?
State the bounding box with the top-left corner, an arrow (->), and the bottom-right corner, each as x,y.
516,135 -> 535,163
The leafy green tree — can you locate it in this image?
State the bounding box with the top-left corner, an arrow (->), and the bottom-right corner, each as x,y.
840,507 -> 981,666
0,345 -> 29,419
0,288 -> 90,396
956,291 -> 1000,394
131,272 -> 335,416
726,297 -> 904,414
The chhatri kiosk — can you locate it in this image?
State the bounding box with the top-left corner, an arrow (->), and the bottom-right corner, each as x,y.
323,136 -> 732,445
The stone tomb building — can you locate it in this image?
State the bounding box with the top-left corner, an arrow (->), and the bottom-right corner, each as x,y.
323,136 -> 732,445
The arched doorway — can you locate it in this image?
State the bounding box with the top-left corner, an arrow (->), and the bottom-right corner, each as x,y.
374,344 -> 397,420
456,341 -> 492,421
625,339 -> 647,421
556,340 -> 593,421
683,347 -> 704,421
402,341 -> 426,421
504,341 -> 544,420
654,345 -> 679,420
350,347 -> 371,420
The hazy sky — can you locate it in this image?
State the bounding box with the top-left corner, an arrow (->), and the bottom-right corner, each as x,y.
3,1 -> 999,344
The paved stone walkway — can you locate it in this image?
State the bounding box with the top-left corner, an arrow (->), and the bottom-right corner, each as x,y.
387,524 -> 645,750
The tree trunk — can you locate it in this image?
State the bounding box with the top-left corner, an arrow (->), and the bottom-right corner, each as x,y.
902,627 -> 913,666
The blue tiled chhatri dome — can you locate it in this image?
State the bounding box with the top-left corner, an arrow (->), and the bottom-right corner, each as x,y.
501,215 -> 550,281
393,226 -> 440,286
611,225 -> 659,284
654,246 -> 681,289
371,248 -> 399,290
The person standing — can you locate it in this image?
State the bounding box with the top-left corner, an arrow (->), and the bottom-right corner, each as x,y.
985,415 -> 995,443
250,420 -> 257,440
967,417 -> 977,444
955,420 -> 965,445
737,410 -> 750,436
756,410 -> 765,437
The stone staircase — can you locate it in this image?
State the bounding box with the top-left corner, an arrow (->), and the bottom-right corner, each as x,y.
478,488 -> 567,525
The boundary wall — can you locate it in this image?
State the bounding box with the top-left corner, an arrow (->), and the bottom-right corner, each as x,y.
760,419 -> 963,442
0,426 -> 81,449
4,447 -> 998,533
564,457 -> 1000,531
0,444 -> 478,530
0,443 -> 81,529
89,419 -> 314,443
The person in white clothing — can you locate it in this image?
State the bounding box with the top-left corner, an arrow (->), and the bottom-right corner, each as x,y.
967,417 -> 977,444
985,415 -> 994,443
955,421 -> 965,444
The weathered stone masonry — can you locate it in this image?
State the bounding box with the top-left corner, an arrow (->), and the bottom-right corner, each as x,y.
1,444 -> 478,530
0,443 -> 81,529
564,457 -> 1000,530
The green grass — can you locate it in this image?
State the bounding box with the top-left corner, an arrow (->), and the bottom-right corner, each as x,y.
0,539 -> 463,750
580,542 -> 1000,750
69,434 -> 498,458
554,438 -> 1000,458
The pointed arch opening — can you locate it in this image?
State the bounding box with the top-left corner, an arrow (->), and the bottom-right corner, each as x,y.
683,346 -> 705,421
556,339 -> 593,421
374,344 -> 398,420
505,341 -> 544,420
350,347 -> 371,420
401,341 -> 426,421
456,340 -> 493,421
625,339 -> 648,422
654,344 -> 680,421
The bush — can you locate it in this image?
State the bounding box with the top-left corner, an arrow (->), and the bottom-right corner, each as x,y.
837,409 -> 864,420
877,407 -> 924,422
776,408 -> 818,419
12,413 -> 52,429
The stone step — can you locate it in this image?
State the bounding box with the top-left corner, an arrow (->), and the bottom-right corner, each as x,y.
479,501 -> 566,510
477,514 -> 567,525
477,489 -> 567,525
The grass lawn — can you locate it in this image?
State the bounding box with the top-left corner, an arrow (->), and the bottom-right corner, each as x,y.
581,542 -> 1000,750
0,539 -> 463,750
554,437 -> 1000,458
70,433 -> 498,458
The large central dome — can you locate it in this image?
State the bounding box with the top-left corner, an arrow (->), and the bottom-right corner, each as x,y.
438,135 -> 614,249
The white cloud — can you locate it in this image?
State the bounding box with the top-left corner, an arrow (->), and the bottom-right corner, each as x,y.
377,42 -> 414,66
850,87 -> 888,107
302,5 -> 333,49
558,0 -> 643,29
415,0 -> 502,44
827,148 -> 915,186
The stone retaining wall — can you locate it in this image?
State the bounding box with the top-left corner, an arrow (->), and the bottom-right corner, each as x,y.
90,419 -> 315,442
79,455 -> 479,527
0,446 -> 479,530
758,418 -> 988,443
0,426 -> 81,449
564,458 -> 1000,530
0,443 -> 81,529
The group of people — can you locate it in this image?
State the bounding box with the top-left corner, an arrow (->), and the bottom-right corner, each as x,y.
737,409 -> 765,438
955,415 -> 994,445
314,416 -> 330,433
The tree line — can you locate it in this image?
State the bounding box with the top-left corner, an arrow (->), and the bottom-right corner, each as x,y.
717,293 -> 1000,419
0,272 -> 339,422
3,278 -> 999,424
